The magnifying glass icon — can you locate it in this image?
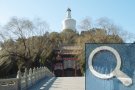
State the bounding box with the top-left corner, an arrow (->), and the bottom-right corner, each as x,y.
88,46 -> 132,86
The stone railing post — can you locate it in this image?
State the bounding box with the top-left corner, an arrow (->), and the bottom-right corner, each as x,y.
35,67 -> 37,82
43,67 -> 46,76
39,67 -> 41,80
29,68 -> 32,86
40,67 -> 43,79
41,67 -> 44,78
36,67 -> 39,81
16,70 -> 21,90
33,67 -> 36,84
40,67 -> 43,78
38,67 -> 41,80
24,68 -> 28,90
45,67 -> 48,76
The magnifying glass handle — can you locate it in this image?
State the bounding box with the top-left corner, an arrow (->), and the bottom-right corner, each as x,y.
114,70 -> 132,86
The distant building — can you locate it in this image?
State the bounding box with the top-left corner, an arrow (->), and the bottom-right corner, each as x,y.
53,45 -> 82,77
62,8 -> 76,31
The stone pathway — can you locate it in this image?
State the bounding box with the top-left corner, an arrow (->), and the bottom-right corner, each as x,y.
29,77 -> 85,90
48,77 -> 85,90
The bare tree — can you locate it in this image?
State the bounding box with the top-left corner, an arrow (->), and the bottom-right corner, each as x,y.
96,17 -> 135,42
79,17 -> 92,31
96,17 -> 118,35
0,17 -> 51,70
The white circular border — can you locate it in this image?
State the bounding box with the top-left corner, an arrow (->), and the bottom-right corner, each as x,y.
88,46 -> 121,79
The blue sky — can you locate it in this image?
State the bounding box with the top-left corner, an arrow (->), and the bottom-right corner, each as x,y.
0,0 -> 135,34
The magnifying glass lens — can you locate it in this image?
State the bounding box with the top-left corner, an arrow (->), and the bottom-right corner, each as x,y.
92,50 -> 117,74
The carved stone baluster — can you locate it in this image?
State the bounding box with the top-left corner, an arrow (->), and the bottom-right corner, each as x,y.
39,67 -> 42,80
24,68 -> 28,90
42,67 -> 44,78
16,70 -> 21,90
29,68 -> 32,86
33,68 -> 36,84
44,67 -> 46,76
36,67 -> 39,82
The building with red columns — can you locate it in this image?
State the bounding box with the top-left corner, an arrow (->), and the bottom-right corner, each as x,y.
53,45 -> 82,77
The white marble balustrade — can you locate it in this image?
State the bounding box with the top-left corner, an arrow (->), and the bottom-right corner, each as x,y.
0,66 -> 54,90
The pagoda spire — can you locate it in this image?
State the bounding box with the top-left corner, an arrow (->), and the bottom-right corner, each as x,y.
66,8 -> 71,18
